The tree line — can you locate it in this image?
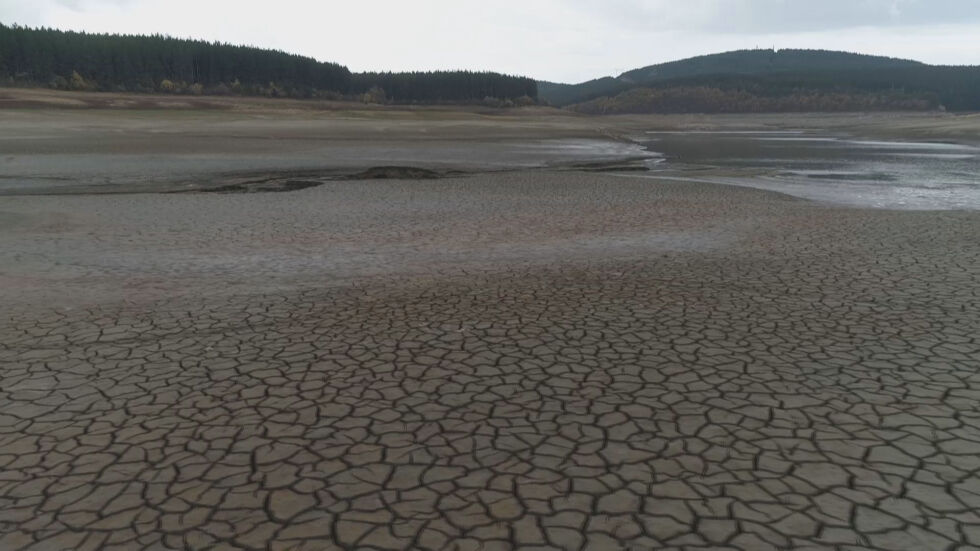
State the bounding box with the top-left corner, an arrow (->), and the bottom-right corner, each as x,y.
0,23 -> 538,103
351,72 -> 536,105
571,86 -> 938,115
567,66 -> 980,114
667,69 -> 980,111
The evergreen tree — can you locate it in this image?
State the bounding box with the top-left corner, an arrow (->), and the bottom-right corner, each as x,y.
0,23 -> 539,103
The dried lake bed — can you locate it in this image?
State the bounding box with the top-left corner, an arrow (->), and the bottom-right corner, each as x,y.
2,98 -> 980,550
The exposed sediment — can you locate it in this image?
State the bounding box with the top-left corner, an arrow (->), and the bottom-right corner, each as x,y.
2,171 -> 979,550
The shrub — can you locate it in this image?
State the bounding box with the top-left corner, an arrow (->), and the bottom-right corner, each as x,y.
481,96 -> 504,107
207,82 -> 232,96
48,75 -> 68,90
69,70 -> 88,90
514,95 -> 536,107
361,86 -> 386,104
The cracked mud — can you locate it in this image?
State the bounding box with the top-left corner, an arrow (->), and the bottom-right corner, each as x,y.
1,172 -> 979,551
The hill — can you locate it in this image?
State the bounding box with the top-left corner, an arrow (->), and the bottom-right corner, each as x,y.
537,77 -> 630,110
540,49 -> 980,113
618,49 -> 922,85
0,23 -> 537,103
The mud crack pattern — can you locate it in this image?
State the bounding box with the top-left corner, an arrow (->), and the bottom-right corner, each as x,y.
1,174 -> 980,550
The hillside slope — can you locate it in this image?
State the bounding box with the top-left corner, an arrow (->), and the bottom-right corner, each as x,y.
619,49 -> 921,85
540,49 -> 979,112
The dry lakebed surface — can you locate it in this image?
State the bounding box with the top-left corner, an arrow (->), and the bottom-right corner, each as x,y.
1,92 -> 980,550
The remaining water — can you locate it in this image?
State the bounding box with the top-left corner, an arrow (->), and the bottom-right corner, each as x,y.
638,131 -> 980,210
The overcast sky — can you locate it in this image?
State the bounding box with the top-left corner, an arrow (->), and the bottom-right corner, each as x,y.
2,0 -> 978,83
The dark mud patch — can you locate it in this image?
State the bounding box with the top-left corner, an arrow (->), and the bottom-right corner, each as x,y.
183,166 -> 450,194
196,179 -> 325,194
346,166 -> 443,180
560,158 -> 656,173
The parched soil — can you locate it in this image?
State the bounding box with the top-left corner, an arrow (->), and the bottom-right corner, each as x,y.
1,169 -> 979,550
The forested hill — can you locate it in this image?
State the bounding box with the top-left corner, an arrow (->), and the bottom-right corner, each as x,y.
541,49 -> 980,112
618,49 -> 923,85
0,24 -> 538,103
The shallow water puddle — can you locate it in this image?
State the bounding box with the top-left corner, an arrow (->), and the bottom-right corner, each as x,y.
640,131 -> 980,210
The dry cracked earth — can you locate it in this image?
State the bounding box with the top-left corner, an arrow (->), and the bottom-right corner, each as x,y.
2,172 -> 980,551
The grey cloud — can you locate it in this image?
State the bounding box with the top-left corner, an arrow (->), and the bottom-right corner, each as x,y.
0,0 -> 135,22
570,0 -> 980,33
52,0 -> 135,8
